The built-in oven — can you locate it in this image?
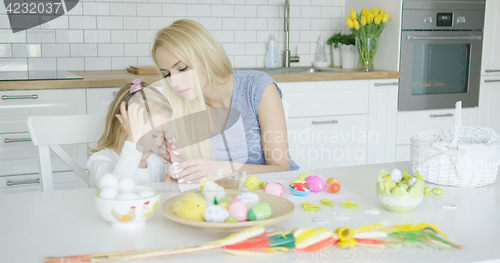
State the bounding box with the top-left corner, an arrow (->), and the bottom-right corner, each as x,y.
399,0 -> 485,111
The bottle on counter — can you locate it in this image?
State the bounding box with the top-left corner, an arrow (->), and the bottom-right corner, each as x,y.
265,35 -> 279,68
314,36 -> 329,68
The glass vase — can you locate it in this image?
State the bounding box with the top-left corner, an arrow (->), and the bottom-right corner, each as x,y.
356,37 -> 379,71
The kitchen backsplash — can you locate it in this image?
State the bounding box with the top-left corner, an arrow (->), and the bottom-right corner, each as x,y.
0,0 -> 345,71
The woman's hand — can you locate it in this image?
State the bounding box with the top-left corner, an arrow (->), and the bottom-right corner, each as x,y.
173,159 -> 231,184
158,133 -> 186,163
115,101 -> 146,144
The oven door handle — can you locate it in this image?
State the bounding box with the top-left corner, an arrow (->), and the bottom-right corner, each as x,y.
406,36 -> 482,41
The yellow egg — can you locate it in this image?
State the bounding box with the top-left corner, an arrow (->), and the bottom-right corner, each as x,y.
245,175 -> 260,191
297,173 -> 311,180
382,178 -> 396,191
292,179 -> 306,184
218,202 -> 229,210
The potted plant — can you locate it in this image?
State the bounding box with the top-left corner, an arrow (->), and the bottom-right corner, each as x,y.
327,32 -> 343,68
328,33 -> 357,69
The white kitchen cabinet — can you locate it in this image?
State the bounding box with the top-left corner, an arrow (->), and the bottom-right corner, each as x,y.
0,172 -> 87,195
287,114 -> 368,170
478,76 -> 500,134
367,79 -> 398,164
86,87 -> 120,114
481,0 -> 500,75
0,89 -> 87,193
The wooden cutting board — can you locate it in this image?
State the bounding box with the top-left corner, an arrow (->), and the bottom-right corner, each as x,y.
127,66 -> 158,75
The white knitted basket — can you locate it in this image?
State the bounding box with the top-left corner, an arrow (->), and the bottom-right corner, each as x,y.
410,101 -> 500,187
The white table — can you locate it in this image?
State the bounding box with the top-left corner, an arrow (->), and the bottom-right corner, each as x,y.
2,162 -> 500,263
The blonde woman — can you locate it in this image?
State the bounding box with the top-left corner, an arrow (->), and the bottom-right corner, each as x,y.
153,19 -> 299,184
88,79 -> 172,187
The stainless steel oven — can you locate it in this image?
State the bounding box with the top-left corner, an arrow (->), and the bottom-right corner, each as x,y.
399,0 -> 485,111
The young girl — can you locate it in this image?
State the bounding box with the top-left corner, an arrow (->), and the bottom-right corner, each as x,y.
88,78 -> 172,188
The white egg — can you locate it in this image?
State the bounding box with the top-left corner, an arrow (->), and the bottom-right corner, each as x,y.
99,174 -> 118,189
99,187 -> 118,199
136,189 -> 156,199
116,192 -> 139,200
204,205 -> 229,223
202,182 -> 225,203
117,178 -> 135,193
407,177 -> 417,187
236,192 -> 259,210
390,169 -> 402,183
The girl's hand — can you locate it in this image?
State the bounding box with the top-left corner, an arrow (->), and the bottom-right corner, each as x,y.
174,159 -> 231,184
115,101 -> 146,144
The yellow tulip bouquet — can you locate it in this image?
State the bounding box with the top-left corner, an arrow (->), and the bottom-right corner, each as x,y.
346,8 -> 390,71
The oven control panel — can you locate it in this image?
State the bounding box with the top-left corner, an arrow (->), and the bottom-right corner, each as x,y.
402,9 -> 484,30
436,13 -> 453,26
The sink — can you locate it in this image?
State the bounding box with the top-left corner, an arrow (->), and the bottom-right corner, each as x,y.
240,67 -> 357,75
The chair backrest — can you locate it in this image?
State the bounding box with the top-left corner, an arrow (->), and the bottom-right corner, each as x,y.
282,99 -> 289,123
27,114 -> 105,191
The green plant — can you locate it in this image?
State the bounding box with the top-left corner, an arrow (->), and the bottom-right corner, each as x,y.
327,33 -> 355,48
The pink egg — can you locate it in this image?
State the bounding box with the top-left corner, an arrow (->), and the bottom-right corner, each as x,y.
228,198 -> 247,222
263,183 -> 285,197
305,175 -> 326,192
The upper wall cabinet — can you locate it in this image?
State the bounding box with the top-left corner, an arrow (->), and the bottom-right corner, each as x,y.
481,0 -> 500,75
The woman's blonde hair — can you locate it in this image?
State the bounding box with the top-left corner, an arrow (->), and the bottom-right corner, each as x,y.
92,82 -> 172,153
152,19 -> 232,160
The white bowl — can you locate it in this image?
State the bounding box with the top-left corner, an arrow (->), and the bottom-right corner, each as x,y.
94,185 -> 161,229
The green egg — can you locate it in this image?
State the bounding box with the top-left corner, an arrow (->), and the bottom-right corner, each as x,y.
397,182 -> 409,191
424,187 -> 431,195
247,202 -> 272,221
219,197 -> 233,204
432,188 -> 444,195
260,182 -> 268,189
224,216 -> 238,223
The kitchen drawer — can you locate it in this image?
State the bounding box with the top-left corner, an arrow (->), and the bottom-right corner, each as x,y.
0,89 -> 86,134
278,80 -> 369,118
397,107 -> 478,145
0,133 -> 87,176
86,87 -> 120,114
287,114 -> 368,170
0,171 -> 87,195
396,145 -> 410,162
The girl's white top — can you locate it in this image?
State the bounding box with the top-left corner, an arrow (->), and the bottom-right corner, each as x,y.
87,141 -> 165,187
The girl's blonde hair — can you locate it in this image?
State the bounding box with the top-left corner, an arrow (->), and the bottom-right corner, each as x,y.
152,19 -> 233,160
92,82 -> 172,153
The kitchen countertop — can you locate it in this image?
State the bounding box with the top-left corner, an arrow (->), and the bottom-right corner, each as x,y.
1,161 -> 499,263
0,69 -> 401,91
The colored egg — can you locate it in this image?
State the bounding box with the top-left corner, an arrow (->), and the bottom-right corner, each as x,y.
297,173 -> 311,180
218,202 -> 229,210
228,198 -> 247,221
292,179 -> 307,184
304,176 -> 326,192
219,196 -> 233,203
245,175 -> 260,191
407,177 -> 417,187
326,177 -> 341,186
424,187 -> 431,195
263,182 -> 285,197
327,182 -> 341,193
236,192 -> 259,210
203,205 -> 229,223
289,183 -> 310,196
225,216 -> 238,223
432,188 -> 444,195
390,169 -> 402,183
398,182 -> 410,191
248,202 -> 273,221
259,182 -> 268,189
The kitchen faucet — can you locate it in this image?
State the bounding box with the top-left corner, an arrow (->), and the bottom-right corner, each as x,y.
284,0 -> 299,67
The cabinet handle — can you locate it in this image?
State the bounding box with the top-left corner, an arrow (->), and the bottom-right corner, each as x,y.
7,178 -> 40,186
4,138 -> 32,143
485,70 -> 500,73
312,120 -> 338,125
374,82 -> 399,86
485,79 -> 500,83
430,113 -> 453,118
2,94 -> 38,100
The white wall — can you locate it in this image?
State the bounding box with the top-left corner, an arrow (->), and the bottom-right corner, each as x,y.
0,0 -> 346,71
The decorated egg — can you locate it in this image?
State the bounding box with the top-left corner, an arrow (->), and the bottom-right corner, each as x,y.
289,182 -> 310,196
218,202 -> 229,210
202,182 -> 225,204
117,178 -> 135,193
327,182 -> 341,193
99,174 -> 118,189
236,192 -> 260,210
398,182 -> 410,191
297,173 -> 311,180
228,198 -> 247,221
424,187 -> 431,195
99,187 -> 118,199
432,188 -> 444,195
225,216 -> 238,223
204,205 -> 229,223
326,177 -> 341,186
116,192 -> 139,200
292,179 -> 307,184
407,177 -> 417,187
259,182 -> 268,189
304,176 -> 326,192
248,202 -> 273,221
263,183 -> 285,197
390,169 -> 402,183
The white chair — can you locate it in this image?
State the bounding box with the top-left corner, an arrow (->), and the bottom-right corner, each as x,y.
282,99 -> 289,123
27,114 -> 104,192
